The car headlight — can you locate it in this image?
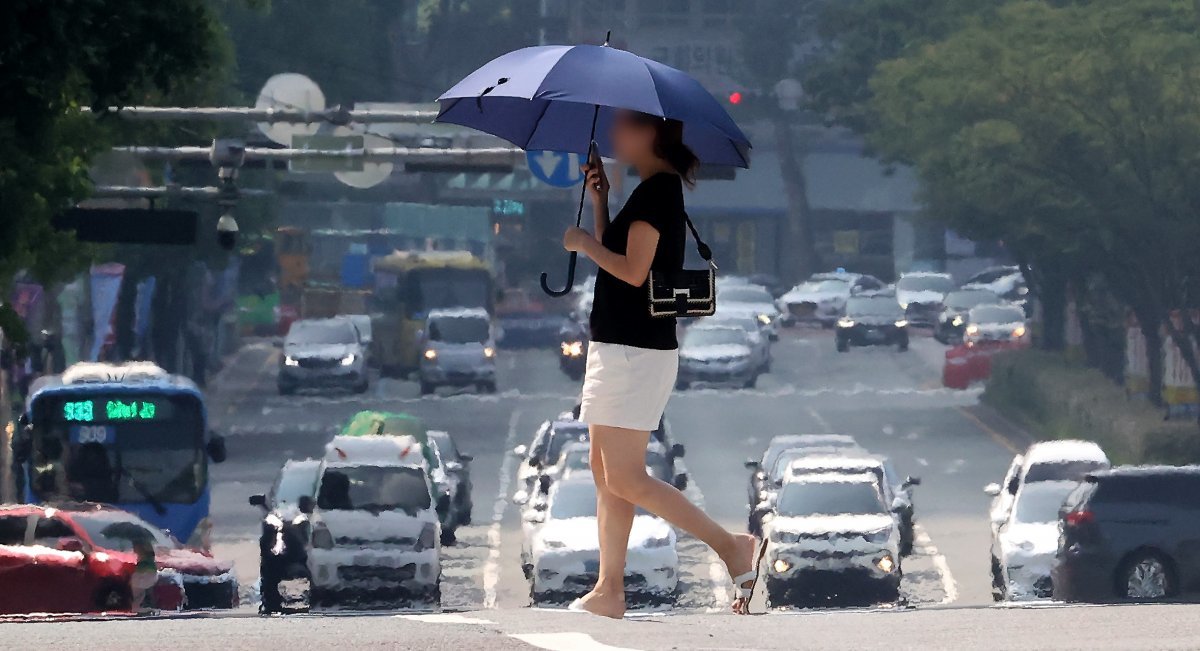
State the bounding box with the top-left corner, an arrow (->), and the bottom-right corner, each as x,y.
423,348 -> 438,360
876,554 -> 896,573
1012,326 -> 1026,338
772,558 -> 791,573
899,301 -> 909,310
1017,286 -> 1029,296
966,325 -> 979,335
837,317 -> 855,328
1015,540 -> 1035,552
561,341 -> 584,357
542,538 -> 566,549
340,353 -> 356,366
952,316 -> 963,326
894,319 -> 908,328
757,314 -> 772,325
483,346 -> 495,358
644,535 -> 671,548
284,355 -> 299,367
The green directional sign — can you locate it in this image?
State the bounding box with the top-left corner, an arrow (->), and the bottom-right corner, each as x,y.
290,134 -> 365,173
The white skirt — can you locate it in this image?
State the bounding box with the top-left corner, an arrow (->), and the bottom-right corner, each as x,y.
579,341 -> 678,431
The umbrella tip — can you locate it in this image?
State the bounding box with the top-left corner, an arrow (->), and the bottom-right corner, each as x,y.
604,30 -> 611,46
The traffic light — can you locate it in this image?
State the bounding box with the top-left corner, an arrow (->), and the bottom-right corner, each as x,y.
725,89 -> 766,118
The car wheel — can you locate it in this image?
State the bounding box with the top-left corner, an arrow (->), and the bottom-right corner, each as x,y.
354,379 -> 369,394
440,528 -> 457,547
1120,552 -> 1175,600
744,375 -> 758,389
278,384 -> 295,396
836,340 -> 849,353
675,380 -> 690,390
897,340 -> 909,352
990,556 -> 1006,602
419,381 -> 435,396
95,584 -> 130,611
478,381 -> 498,394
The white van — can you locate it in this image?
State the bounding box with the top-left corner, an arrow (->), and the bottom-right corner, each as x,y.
306,435 -> 441,607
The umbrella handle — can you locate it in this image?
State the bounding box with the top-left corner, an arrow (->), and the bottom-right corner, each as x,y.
539,252 -> 577,297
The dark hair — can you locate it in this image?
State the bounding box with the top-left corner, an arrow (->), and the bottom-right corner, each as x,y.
630,112 -> 699,187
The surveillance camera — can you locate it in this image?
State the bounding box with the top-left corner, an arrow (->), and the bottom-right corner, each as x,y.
210,138 -> 246,170
216,214 -> 239,251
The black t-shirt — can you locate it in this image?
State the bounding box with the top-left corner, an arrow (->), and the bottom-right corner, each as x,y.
589,172 -> 686,350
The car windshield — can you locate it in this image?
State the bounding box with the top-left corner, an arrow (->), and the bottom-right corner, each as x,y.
1013,483 -> 1077,523
273,463 -> 319,506
945,290 -> 1001,310
72,511 -> 176,551
969,306 -> 1026,324
777,480 -> 887,517
545,425 -> 589,465
428,316 -> 490,343
721,286 -> 772,303
1024,460 -> 1108,483
846,297 -> 903,318
813,279 -> 850,293
898,276 -> 954,293
289,321 -> 357,345
549,482 -> 598,519
317,465 -> 431,514
709,317 -> 758,333
684,327 -> 748,348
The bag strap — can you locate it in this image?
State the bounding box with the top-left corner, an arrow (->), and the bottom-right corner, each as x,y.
682,212 -> 718,270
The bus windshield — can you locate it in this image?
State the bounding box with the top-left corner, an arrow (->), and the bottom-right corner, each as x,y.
29,392 -> 207,505
404,268 -> 491,315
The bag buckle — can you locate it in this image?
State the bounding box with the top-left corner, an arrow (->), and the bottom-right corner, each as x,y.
708,259 -> 719,271
673,288 -> 690,297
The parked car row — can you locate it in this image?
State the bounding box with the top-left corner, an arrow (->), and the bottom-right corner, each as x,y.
745,434 -> 920,608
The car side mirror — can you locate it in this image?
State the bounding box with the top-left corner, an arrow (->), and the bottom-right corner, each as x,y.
57,537 -> 86,553
459,453 -> 473,463
903,476 -> 921,488
538,475 -> 552,495
273,340 -> 283,348
298,495 -> 315,514
512,445 -> 528,458
248,494 -> 267,508
744,459 -> 760,470
890,496 -> 909,513
672,474 -> 688,491
671,444 -> 686,458
206,434 -> 227,463
984,483 -> 1002,497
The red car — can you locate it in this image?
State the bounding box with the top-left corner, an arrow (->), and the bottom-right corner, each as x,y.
0,504 -> 237,614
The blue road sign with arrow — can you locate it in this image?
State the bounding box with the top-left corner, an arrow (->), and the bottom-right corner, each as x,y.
527,150 -> 584,188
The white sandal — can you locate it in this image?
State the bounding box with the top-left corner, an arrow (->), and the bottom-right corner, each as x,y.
730,538 -> 768,614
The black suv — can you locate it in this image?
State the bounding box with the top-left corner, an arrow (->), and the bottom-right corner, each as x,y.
835,291 -> 909,352
1053,465 -> 1200,602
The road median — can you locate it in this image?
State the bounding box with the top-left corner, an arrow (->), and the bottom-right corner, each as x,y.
983,350 -> 1200,464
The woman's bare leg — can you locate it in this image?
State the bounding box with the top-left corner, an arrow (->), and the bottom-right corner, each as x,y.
590,425 -> 759,614
576,433 -> 635,618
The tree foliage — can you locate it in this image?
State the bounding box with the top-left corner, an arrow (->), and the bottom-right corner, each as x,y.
0,0 -> 228,289
868,0 -> 1200,405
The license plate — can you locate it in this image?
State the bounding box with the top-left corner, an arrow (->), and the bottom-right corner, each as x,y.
70,425 -> 115,444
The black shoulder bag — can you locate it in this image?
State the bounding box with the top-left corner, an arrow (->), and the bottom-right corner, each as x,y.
648,212 -> 717,318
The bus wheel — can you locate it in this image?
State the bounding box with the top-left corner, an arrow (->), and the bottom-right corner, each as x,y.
419,382 -> 435,396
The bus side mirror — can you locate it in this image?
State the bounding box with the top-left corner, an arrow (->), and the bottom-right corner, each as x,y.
671,444 -> 686,458
298,495 -> 315,514
248,494 -> 267,508
207,434 -> 227,463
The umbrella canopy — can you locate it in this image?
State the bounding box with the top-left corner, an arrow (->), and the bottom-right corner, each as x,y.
436,44 -> 751,168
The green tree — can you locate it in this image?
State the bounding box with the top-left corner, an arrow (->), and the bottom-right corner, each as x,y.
869,0 -> 1200,407
0,0 -> 228,291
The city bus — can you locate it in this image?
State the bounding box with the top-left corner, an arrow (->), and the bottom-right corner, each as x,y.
371,250 -> 494,377
14,362 -> 226,545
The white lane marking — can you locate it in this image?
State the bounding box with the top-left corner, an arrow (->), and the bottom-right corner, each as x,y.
484,409 -> 522,609
683,478 -> 728,610
511,632 -> 642,651
397,613 -> 495,625
805,406 -> 833,433
914,525 -> 958,605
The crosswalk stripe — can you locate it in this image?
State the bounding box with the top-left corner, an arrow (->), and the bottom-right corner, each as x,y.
511,632 -> 644,651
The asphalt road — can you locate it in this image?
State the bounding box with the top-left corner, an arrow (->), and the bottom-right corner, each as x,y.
7,327 -> 1198,649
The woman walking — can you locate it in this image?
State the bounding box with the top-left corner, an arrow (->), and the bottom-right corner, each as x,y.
562,109 -> 759,618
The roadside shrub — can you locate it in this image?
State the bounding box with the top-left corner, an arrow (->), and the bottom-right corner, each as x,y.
984,350 -> 1200,464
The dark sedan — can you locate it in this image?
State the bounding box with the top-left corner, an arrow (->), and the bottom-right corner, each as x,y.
1054,466 -> 1200,602
835,294 -> 909,352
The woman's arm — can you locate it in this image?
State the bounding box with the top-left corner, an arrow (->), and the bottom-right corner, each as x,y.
564,221 -> 659,287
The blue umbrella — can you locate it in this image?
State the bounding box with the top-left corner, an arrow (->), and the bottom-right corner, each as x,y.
436,35 -> 751,296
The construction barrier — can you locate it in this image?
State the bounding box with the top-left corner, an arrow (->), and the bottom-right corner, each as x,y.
943,345 -> 972,389
944,340 -> 1024,390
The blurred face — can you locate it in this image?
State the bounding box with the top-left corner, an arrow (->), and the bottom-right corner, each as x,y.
610,110 -> 657,165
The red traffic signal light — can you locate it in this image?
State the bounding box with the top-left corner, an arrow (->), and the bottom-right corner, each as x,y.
728,91 -> 743,105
